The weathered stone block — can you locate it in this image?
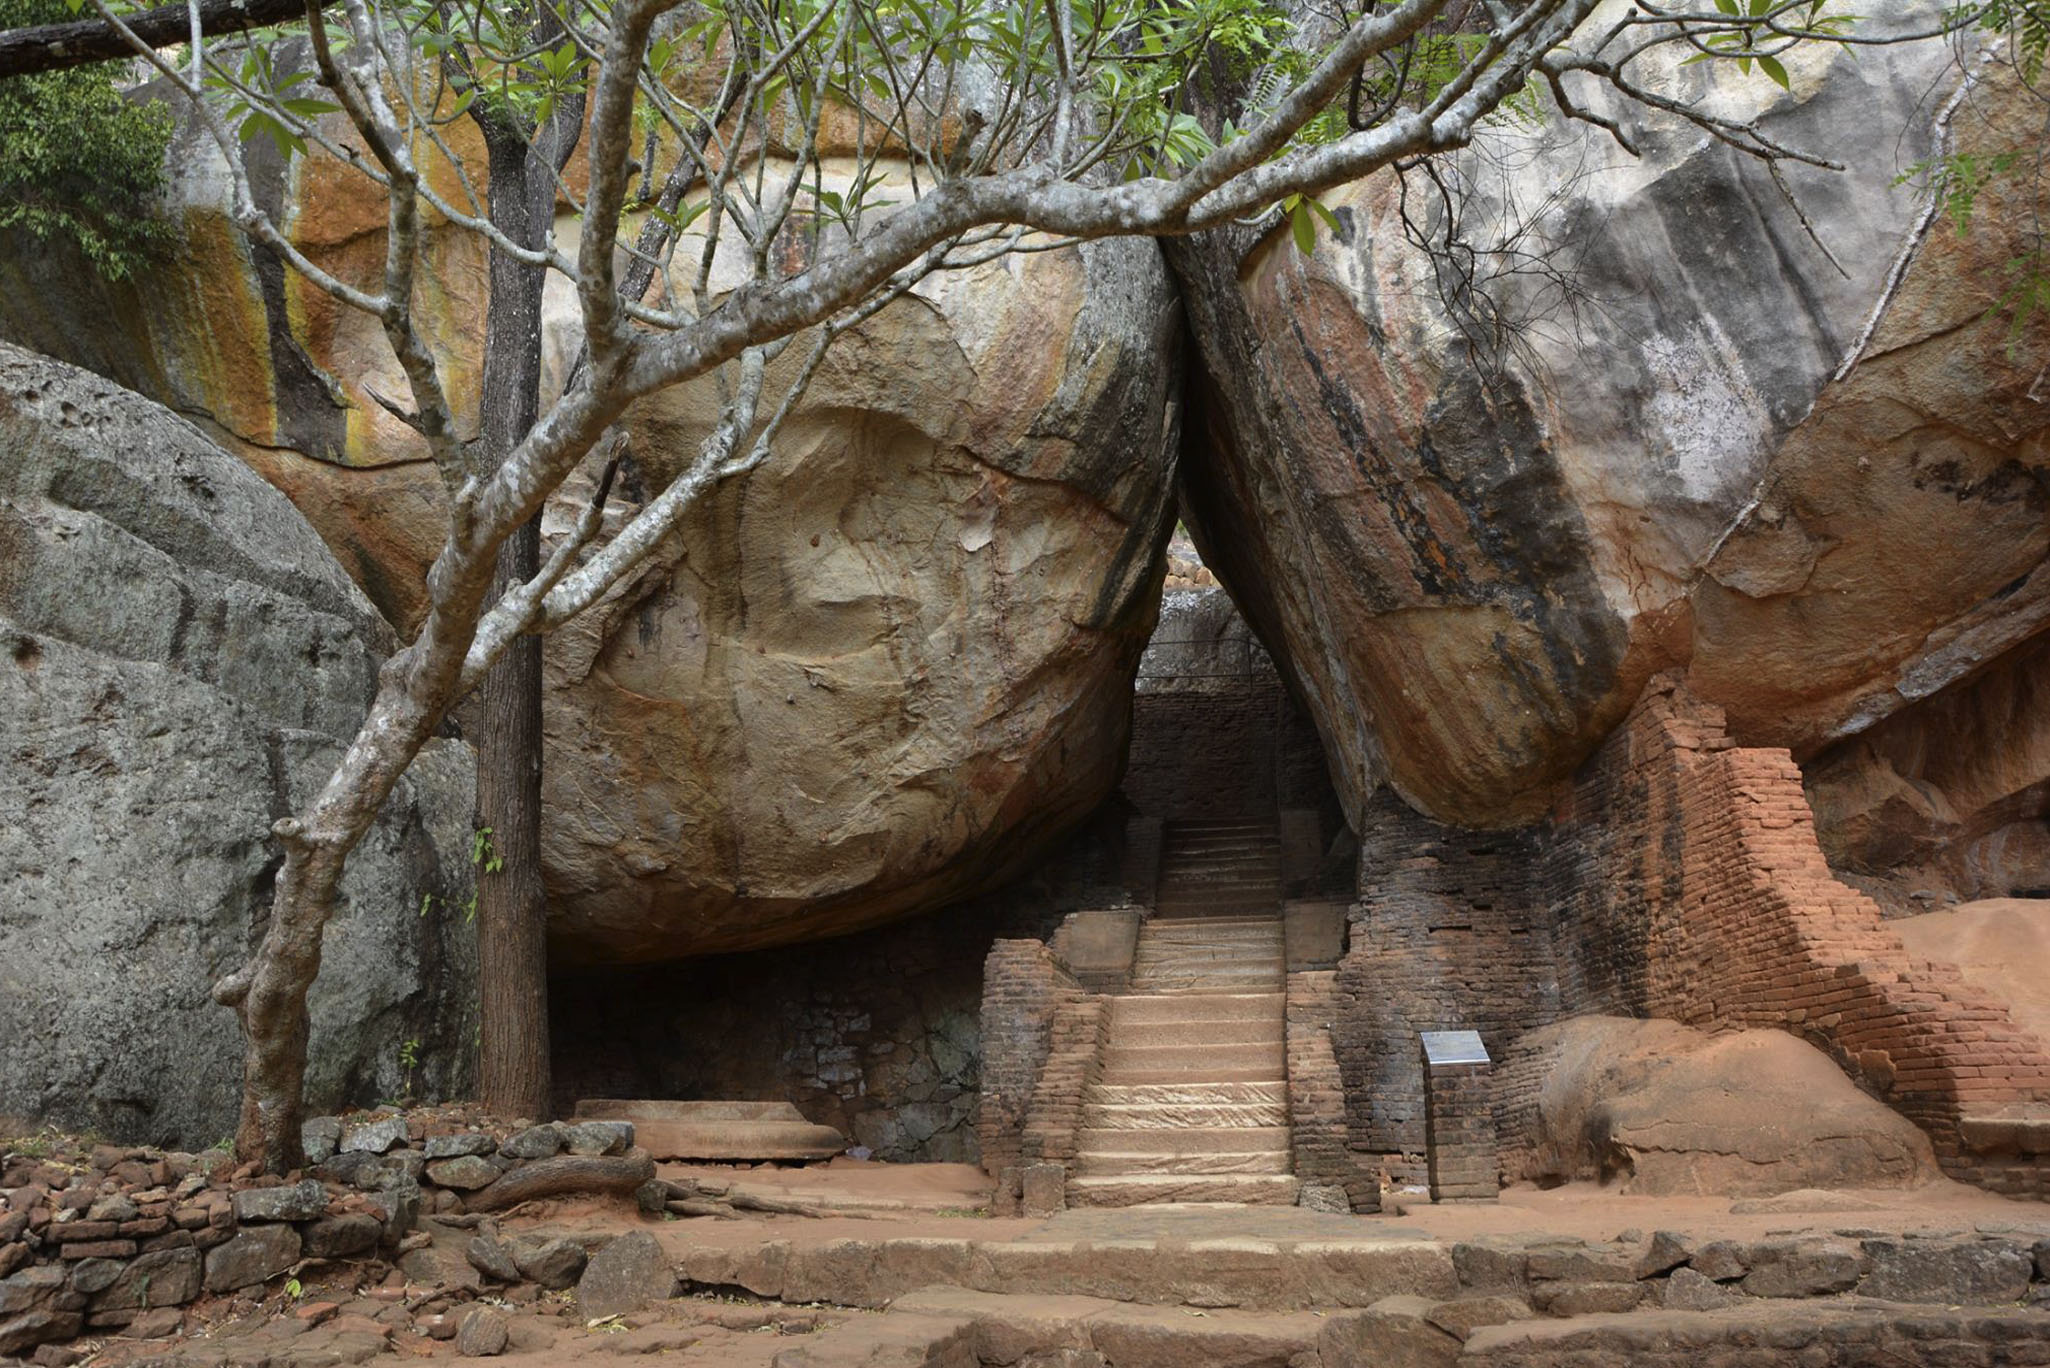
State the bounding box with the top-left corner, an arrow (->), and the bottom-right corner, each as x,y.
203,1224 -> 300,1292
577,1231 -> 676,1320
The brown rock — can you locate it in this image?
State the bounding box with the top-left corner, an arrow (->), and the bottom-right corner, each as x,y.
455,1306 -> 511,1357
1318,1295 -> 1460,1368
301,1214 -> 382,1260
0,1310 -> 82,1357
1,141 -> 1179,965
575,1231 -> 676,1320
1502,1016 -> 1939,1195
203,1224 -> 301,1292
123,1306 -> 184,1338
1423,1295 -> 1533,1342
1662,1267 -> 1737,1312
1530,1281 -> 1643,1316
1170,46 -> 2050,832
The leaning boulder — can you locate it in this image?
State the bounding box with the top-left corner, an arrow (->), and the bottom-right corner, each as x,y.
0,344 -> 476,1148
1171,12 -> 2049,833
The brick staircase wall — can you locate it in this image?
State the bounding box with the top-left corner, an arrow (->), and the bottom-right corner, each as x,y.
978,939 -> 1075,1177
1543,672 -> 2050,1196
1286,969 -> 1378,1211
1020,994 -> 1113,1166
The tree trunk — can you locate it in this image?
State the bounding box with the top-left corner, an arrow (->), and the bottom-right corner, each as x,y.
473,105 -> 579,1122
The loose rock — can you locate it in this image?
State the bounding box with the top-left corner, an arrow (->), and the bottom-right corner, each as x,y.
576,1231 -> 675,1320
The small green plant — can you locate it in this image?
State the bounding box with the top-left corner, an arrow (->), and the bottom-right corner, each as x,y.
394,1038 -> 423,1102
472,828 -> 504,875
283,1276 -> 304,1300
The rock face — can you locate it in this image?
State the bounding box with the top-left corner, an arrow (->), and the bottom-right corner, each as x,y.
1501,1016 -> 1940,1196
0,125 -> 1180,962
1893,900 -> 2050,1044
1804,636 -> 2050,901
1171,17 -> 2049,832
540,233 -> 1180,961
0,344 -> 476,1147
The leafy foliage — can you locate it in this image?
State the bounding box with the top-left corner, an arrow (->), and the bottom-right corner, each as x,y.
0,0 -> 173,280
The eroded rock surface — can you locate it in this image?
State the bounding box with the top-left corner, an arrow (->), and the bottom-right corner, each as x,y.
0,127 -> 1180,961
1172,15 -> 2049,831
1500,1016 -> 1939,1196
539,234 -> 1179,960
0,345 -> 475,1147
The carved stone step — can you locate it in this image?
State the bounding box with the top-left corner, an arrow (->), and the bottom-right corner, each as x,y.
1071,1148 -> 1294,1176
1072,1125 -> 1292,1154
1066,1173 -> 1302,1207
1112,993 -> 1284,1023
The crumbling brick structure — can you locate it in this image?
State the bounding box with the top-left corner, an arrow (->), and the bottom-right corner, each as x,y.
1541,673 -> 2050,1196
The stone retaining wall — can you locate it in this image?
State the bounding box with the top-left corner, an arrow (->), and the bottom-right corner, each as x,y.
0,1109 -> 643,1359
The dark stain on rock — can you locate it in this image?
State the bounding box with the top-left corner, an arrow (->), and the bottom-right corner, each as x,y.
1416,368 -> 1623,715
1909,450 -> 2050,508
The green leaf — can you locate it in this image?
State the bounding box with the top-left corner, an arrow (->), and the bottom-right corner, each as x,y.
1290,201 -> 1315,255
1757,54 -> 1790,88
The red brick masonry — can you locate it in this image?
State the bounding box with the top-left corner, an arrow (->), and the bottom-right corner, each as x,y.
1551,673 -> 2050,1196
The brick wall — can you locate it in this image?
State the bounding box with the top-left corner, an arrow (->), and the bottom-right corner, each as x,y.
1020,994 -> 1112,1166
1332,795 -> 1558,1185
1423,1058 -> 1498,1202
1543,673 -> 2050,1196
978,940 -> 1073,1177
1286,970 -> 1380,1211
551,816 -> 1114,1165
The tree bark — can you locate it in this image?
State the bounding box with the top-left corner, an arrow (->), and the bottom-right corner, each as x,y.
0,0 -> 333,78
472,98 -> 581,1124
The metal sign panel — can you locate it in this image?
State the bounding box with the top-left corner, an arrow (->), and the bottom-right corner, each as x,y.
1420,1030 -> 1489,1068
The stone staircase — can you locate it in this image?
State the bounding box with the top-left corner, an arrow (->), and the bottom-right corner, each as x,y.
1155,818 -> 1285,919
1069,820 -> 1298,1206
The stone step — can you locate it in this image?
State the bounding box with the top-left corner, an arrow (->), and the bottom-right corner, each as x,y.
1098,1064 -> 1286,1085
1138,927 -> 1284,943
1083,1102 -> 1291,1129
1066,1173 -> 1302,1207
1132,950 -> 1284,967
1071,1148 -> 1294,1176
1129,974 -> 1286,993
1133,948 -> 1282,964
885,1287 -> 1331,1366
1130,962 -> 1286,981
1102,1042 -> 1284,1073
1072,1125 -> 1293,1154
1134,945 -> 1284,960
1141,916 -> 1284,931
1125,984 -> 1285,997
1112,993 -> 1283,1023
1110,1017 -> 1284,1047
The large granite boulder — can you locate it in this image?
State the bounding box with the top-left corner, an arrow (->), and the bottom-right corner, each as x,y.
1171,11 -> 2049,831
540,228 -> 1177,960
0,344 -> 476,1147
0,123 -> 1180,961
1502,1016 -> 1939,1195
